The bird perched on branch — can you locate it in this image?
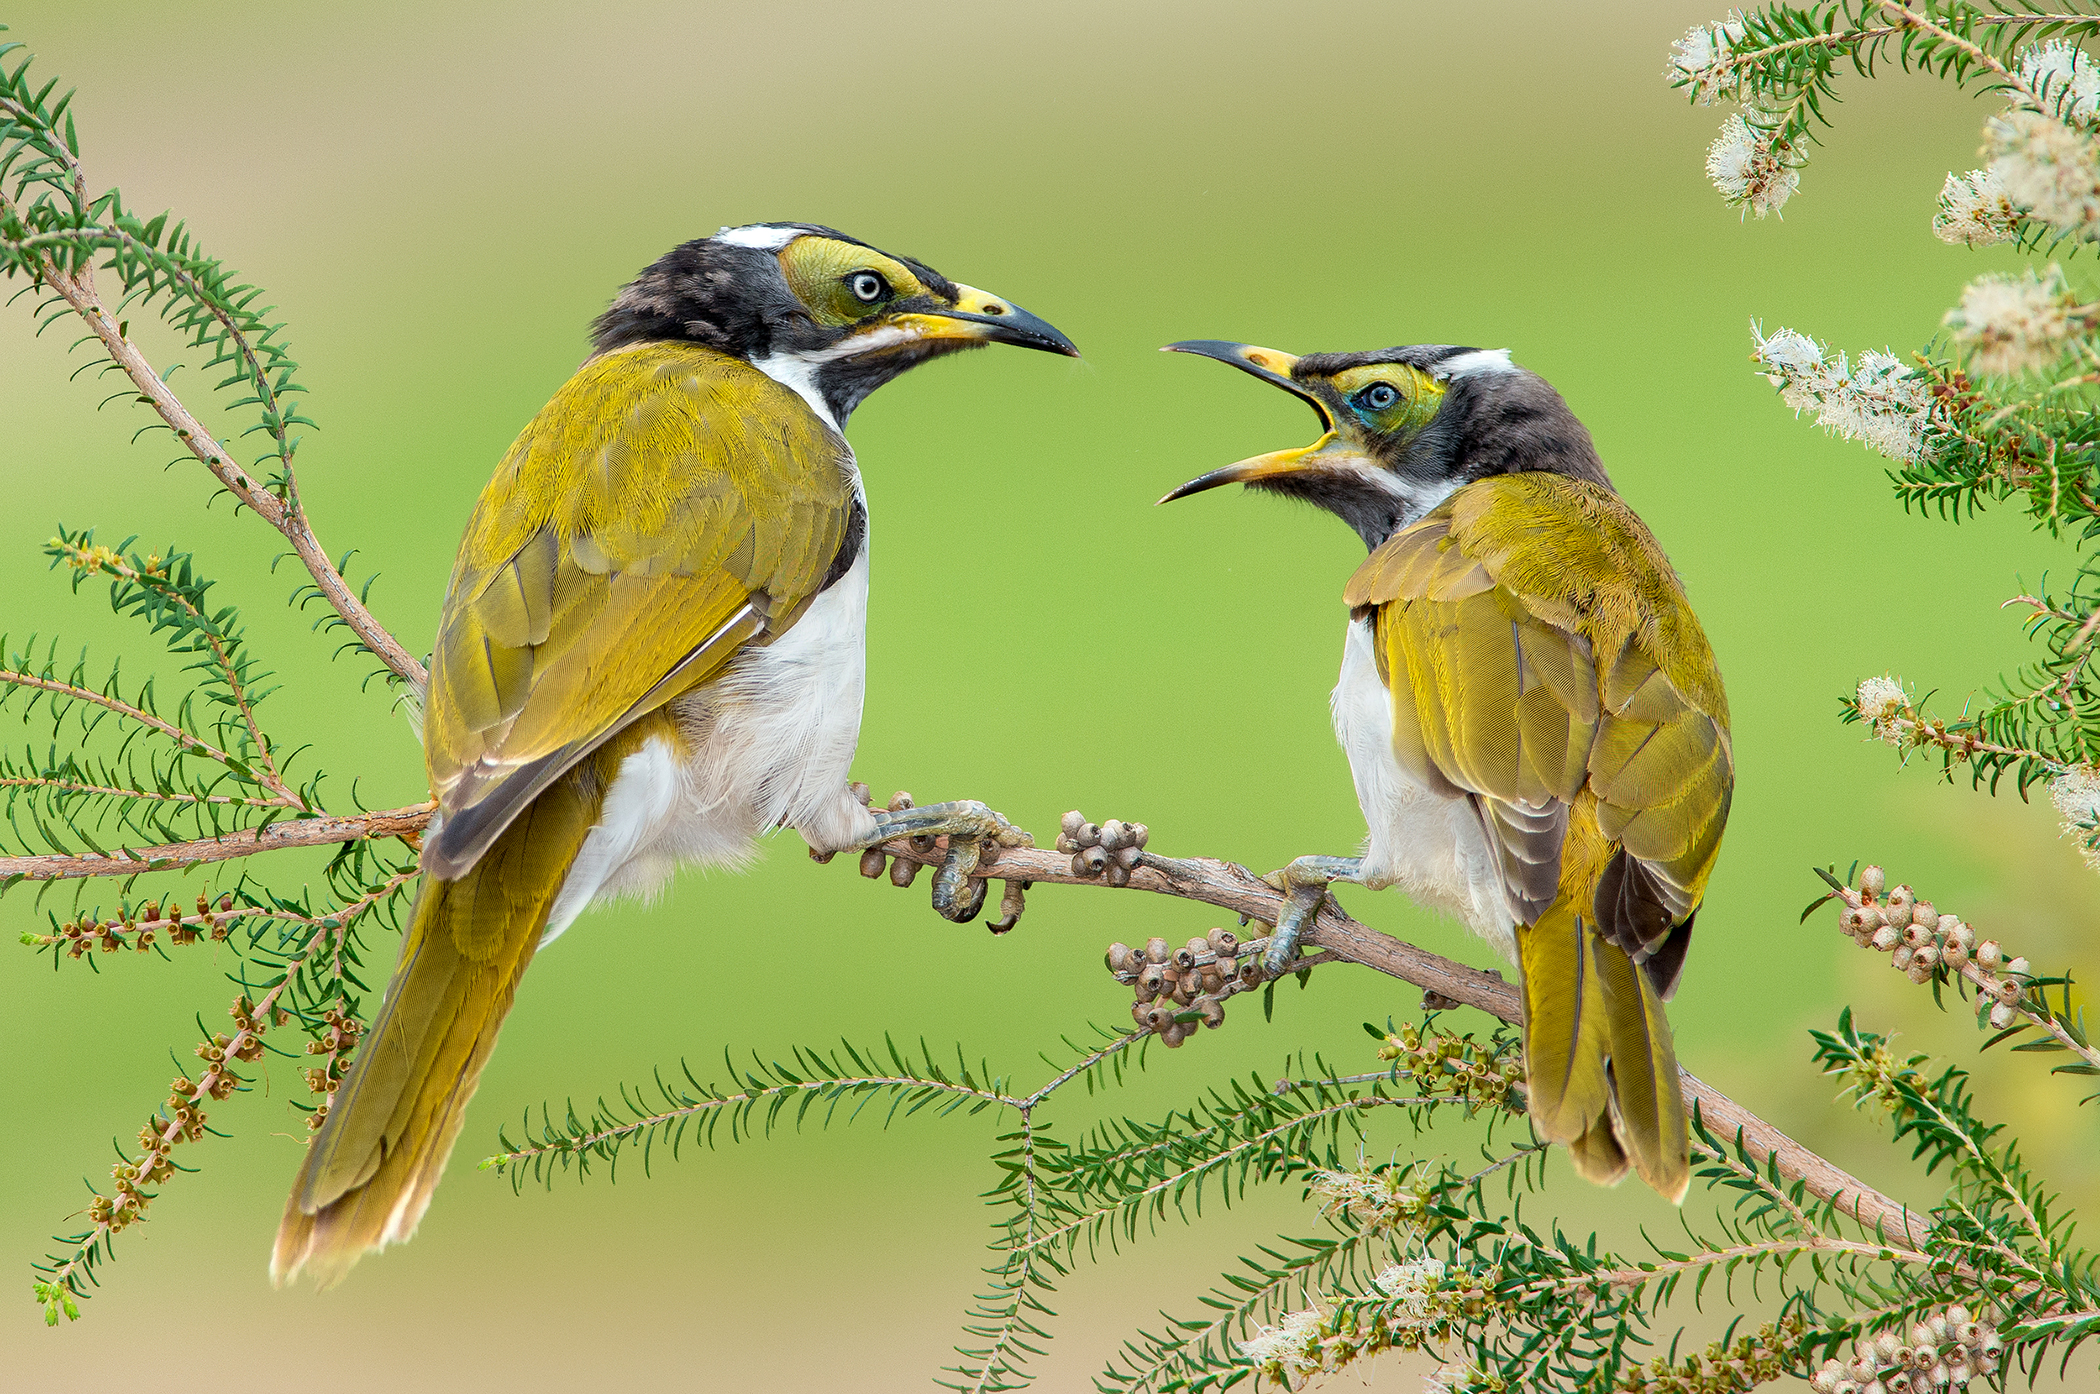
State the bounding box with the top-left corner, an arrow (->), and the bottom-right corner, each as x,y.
273,224 -> 1078,1284
1161,341 -> 1730,1200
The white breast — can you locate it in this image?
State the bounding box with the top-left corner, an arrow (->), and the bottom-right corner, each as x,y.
1331,616 -> 1516,961
539,532 -> 879,945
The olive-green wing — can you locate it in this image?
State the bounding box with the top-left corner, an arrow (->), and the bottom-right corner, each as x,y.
422,342 -> 855,876
1342,472 -> 1732,991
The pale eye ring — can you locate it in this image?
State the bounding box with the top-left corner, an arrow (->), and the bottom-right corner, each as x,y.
1356,381 -> 1400,412
846,270 -> 888,303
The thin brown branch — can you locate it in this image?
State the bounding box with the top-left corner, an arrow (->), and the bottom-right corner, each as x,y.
885,838 -> 1933,1248
0,775 -> 283,809
0,665 -> 258,778
36,867 -> 415,1301
0,800 -> 432,881
23,247 -> 426,687
52,539 -> 289,795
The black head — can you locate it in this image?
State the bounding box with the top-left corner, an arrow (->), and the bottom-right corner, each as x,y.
591,223 -> 1078,426
1160,341 -> 1610,549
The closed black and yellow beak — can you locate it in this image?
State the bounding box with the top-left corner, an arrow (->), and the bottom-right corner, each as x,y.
1160,340 -> 1357,503
885,283 -> 1080,356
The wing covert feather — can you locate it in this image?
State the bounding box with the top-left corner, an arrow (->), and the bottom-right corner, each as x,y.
1349,473 -> 1732,935
422,343 -> 855,875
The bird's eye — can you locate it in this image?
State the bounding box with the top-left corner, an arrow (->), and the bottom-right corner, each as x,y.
846,271 -> 889,303
1355,382 -> 1401,412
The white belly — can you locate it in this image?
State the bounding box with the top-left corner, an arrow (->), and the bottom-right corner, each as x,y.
1331,616 -> 1516,961
539,542 -> 878,944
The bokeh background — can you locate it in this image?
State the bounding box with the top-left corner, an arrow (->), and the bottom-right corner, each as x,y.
4,2 -> 2098,1388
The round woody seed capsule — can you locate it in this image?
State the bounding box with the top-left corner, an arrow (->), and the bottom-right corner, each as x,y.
1877,1334 -> 1902,1362
1872,925 -> 1902,951
1098,820 -> 1128,851
1937,914 -> 1961,938
1061,810 -> 1084,838
1130,999 -> 1152,1027
1145,937 -> 1170,963
1196,996 -> 1226,1028
1990,1002 -> 2017,1029
1907,965 -> 1932,984
1160,1021 -> 1190,1048
1077,822 -> 1100,848
1129,823 -> 1149,849
1201,966 -> 1226,994
1077,846 -> 1110,876
1182,936 -> 1209,965
1862,866 -> 1887,898
1976,941 -> 2002,969
1107,943 -> 1135,975
890,856 -> 920,888
1142,1000 -> 1176,1031
1942,941 -> 1969,968
1888,886 -> 1915,915
1138,965 -> 1167,997
2006,956 -> 2031,979
1208,927 -> 1240,955
1912,900 -> 1937,928
1106,862 -> 1132,887
859,849 -> 887,879
1893,946 -> 1915,970
1913,944 -> 1939,968
1238,958 -> 1264,986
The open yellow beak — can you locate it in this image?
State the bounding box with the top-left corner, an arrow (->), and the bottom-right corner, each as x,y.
1159,432 -> 1359,503
880,282 -> 1081,356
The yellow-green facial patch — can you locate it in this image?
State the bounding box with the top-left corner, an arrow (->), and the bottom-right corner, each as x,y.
1328,363 -> 1445,444
778,237 -> 932,327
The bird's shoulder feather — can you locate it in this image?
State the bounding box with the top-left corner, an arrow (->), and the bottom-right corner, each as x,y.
422,342 -> 856,874
1342,472 -> 1731,986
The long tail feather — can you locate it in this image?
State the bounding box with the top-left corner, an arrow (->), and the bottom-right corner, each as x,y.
271,770 -> 597,1287
1592,934 -> 1690,1202
1567,1101 -> 1630,1186
1516,901 -> 1612,1143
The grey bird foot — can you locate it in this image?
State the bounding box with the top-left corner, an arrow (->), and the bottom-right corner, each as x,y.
1256,855 -> 1364,977
852,791 -> 1032,924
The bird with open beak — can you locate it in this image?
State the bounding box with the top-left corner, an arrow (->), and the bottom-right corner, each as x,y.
1162,340 -> 1732,1201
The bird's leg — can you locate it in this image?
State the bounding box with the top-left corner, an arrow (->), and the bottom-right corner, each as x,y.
847,796 -> 1031,924
1258,855 -> 1365,977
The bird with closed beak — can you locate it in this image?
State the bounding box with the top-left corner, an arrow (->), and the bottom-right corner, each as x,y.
272,223 -> 1078,1285
1161,340 -> 1731,1200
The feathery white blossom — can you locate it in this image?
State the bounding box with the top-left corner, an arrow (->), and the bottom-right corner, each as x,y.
2049,765 -> 2100,869
1424,1360 -> 1492,1394
1984,109 -> 2100,238
1856,675 -> 1911,744
1308,1163 -> 1429,1232
1943,265 -> 2080,376
1668,13 -> 1748,105
2015,39 -> 2100,127
1707,113 -> 1799,217
1750,326 -> 1935,462
1372,1258 -> 1448,1333
1237,1307 -> 1325,1381
1934,167 -> 2019,247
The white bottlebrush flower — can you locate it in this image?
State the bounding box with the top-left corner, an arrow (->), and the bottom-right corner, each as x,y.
1855,675 -> 1911,744
1707,113 -> 1799,217
1750,325 -> 1936,463
1943,265 -> 2079,376
2049,765 -> 2100,869
1984,109 -> 2100,238
1934,167 -> 2019,247
1237,1307 -> 1325,1380
1308,1163 -> 1427,1232
2014,39 -> 2100,128
1372,1257 -> 1448,1332
1667,12 -> 1748,105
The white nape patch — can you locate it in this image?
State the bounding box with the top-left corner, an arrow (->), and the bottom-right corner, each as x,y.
539,543 -> 881,946
1330,617 -> 1516,961
1436,348 -> 1517,380
749,324 -> 926,436
713,223 -> 802,250
541,736 -> 684,946
746,352 -> 839,433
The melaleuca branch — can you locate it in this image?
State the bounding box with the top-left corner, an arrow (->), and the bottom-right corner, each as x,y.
0,42 -> 423,687
30,861 -> 414,1325
0,800 -> 433,884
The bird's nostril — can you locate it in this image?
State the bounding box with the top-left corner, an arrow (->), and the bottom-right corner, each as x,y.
984,303 -> 1006,315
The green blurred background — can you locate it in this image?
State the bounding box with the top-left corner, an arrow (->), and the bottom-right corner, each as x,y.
4,1 -> 2097,1388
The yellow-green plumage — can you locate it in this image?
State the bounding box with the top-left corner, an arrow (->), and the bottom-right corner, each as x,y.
1346,472 -> 1731,1201
274,343 -> 852,1285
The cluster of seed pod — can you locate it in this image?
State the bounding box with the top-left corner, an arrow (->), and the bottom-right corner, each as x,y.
301,1006 -> 365,1129
1059,811 -> 1148,886
1834,868 -> 2031,1028
36,892 -> 238,957
1106,928 -> 1260,1047
1809,1306 -> 2002,1394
